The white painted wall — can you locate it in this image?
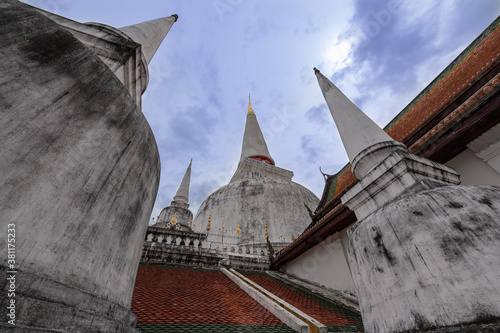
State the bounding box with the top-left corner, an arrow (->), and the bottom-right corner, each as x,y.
283,228 -> 357,295
445,148 -> 500,186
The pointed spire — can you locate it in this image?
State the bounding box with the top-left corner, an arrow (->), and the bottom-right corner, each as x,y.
120,14 -> 178,64
314,67 -> 394,162
314,67 -> 406,179
173,159 -> 192,204
247,94 -> 255,115
240,96 -> 275,165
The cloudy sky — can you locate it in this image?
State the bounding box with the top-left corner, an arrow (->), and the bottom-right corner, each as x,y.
23,0 -> 500,222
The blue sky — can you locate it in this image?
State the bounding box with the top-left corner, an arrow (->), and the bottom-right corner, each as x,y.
23,0 -> 500,222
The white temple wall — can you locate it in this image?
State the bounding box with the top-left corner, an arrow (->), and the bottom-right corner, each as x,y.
445,148 -> 500,186
282,228 -> 357,296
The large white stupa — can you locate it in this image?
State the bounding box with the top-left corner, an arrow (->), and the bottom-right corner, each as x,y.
193,97 -> 319,250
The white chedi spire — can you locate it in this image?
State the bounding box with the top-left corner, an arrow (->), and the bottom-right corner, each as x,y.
314,67 -> 406,179
240,96 -> 275,165
173,159 -> 191,204
120,14 -> 178,64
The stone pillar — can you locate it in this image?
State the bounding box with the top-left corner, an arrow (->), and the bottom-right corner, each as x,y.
0,2 -> 160,332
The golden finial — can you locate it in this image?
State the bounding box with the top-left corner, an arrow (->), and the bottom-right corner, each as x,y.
170,213 -> 178,226
291,233 -> 296,241
247,94 -> 255,116
206,213 -> 211,231
236,224 -> 241,235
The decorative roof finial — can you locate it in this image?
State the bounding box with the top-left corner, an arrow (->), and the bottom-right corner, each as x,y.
319,166 -> 330,182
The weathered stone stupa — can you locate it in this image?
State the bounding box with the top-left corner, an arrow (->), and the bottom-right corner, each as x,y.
0,2 -> 176,332
315,67 -> 500,333
193,97 -> 319,250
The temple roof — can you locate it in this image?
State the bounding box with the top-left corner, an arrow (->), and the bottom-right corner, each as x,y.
131,265 -> 363,331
